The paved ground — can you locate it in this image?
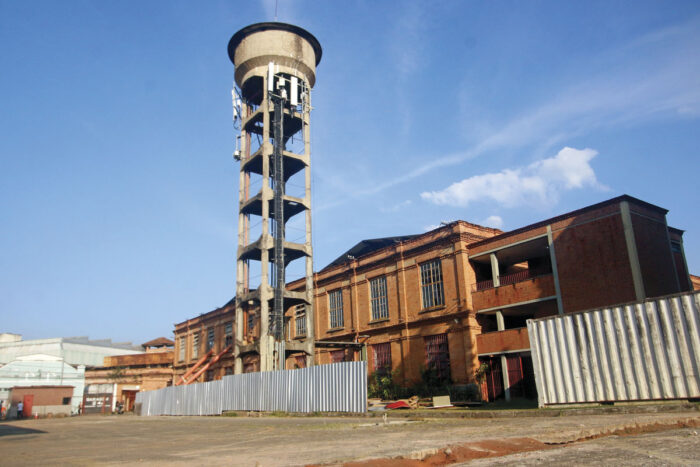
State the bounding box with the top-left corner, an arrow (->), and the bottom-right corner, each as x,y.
0,409 -> 698,466
464,428 -> 700,466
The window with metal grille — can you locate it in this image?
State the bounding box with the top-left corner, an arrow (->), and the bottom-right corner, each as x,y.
247,312 -> 255,335
420,259 -> 444,309
370,276 -> 389,321
330,350 -> 345,363
192,333 -> 200,360
329,290 -> 344,329
372,343 -> 391,374
207,328 -> 215,351
178,336 -> 185,362
424,334 -> 450,379
295,305 -> 307,337
224,322 -> 233,347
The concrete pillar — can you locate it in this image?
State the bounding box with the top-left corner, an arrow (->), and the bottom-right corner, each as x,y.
620,201 -> 646,301
490,253 -> 500,287
496,311 -> 505,331
501,354 -> 511,402
546,225 -> 564,315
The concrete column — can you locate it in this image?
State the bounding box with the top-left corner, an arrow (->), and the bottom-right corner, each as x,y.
258,75 -> 272,372
496,311 -> 505,331
546,225 -> 564,315
501,355 -> 511,402
303,100 -> 315,366
233,97 -> 250,374
490,253 -> 500,287
620,201 -> 646,301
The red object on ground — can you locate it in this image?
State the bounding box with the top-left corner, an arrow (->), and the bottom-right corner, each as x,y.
385,401 -> 411,410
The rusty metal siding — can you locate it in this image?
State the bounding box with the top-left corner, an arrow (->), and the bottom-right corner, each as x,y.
528,290 -> 700,407
136,361 -> 367,415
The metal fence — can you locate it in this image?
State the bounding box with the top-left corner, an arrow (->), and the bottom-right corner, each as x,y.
528,290 -> 700,407
136,361 -> 367,416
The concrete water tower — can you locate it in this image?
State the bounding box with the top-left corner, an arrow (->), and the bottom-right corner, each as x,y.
228,23 -> 321,372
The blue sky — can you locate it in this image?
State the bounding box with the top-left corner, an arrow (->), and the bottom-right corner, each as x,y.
1,1 -> 698,345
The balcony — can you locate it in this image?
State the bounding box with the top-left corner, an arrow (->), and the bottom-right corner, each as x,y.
472,272 -> 556,311
477,328 -> 530,355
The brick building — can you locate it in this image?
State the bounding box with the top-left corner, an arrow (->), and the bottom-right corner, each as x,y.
173,299 -> 235,384
287,195 -> 692,400
469,196 -> 692,399
83,338 -> 174,412
287,223 -> 501,386
173,195 -> 693,401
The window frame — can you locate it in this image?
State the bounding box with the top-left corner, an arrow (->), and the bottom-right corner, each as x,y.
295,305 -> 307,337
330,349 -> 345,363
178,336 -> 185,362
372,342 -> 392,375
369,276 -> 389,321
328,289 -> 344,329
247,311 -> 256,335
424,333 -> 450,380
420,259 -> 445,310
206,327 -> 215,352
192,333 -> 200,360
224,322 -> 233,347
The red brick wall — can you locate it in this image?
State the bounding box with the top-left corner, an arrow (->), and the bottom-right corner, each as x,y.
476,328 -> 530,355
11,386 -> 73,406
472,274 -> 555,311
553,212 -> 637,312
630,214 -> 680,297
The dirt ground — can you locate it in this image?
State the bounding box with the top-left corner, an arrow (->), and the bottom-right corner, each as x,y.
0,409 -> 698,466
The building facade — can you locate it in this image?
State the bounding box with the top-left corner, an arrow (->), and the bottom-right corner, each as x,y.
470,195 -> 692,400
173,299 -> 235,383
286,223 -> 501,386
83,338 -> 174,412
172,195 -> 693,402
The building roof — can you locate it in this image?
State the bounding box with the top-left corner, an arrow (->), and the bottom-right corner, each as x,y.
467,194 -> 668,250
323,235 -> 420,271
141,337 -> 174,349
173,297 -> 236,328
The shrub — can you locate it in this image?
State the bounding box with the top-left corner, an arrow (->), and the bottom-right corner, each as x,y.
368,369 -> 403,400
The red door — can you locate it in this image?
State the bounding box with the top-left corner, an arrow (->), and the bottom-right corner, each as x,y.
23,395 -> 34,418
506,355 -> 524,398
485,357 -> 504,401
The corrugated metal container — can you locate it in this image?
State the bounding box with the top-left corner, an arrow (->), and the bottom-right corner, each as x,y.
136,361 -> 367,416
528,290 -> 700,407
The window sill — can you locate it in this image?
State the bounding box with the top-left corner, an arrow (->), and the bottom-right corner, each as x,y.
327,327 -> 345,333
419,305 -> 445,314
369,318 -> 390,325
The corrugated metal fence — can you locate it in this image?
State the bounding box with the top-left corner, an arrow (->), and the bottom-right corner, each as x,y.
528,291 -> 700,407
136,361 -> 367,415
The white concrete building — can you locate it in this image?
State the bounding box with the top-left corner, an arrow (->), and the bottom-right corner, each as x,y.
0,334 -> 140,416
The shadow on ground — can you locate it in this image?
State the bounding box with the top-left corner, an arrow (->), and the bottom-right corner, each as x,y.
0,424 -> 47,437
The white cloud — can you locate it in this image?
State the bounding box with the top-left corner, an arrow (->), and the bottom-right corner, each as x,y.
481,215 -> 504,229
420,147 -> 603,207
351,17 -> 700,198
423,220 -> 454,232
